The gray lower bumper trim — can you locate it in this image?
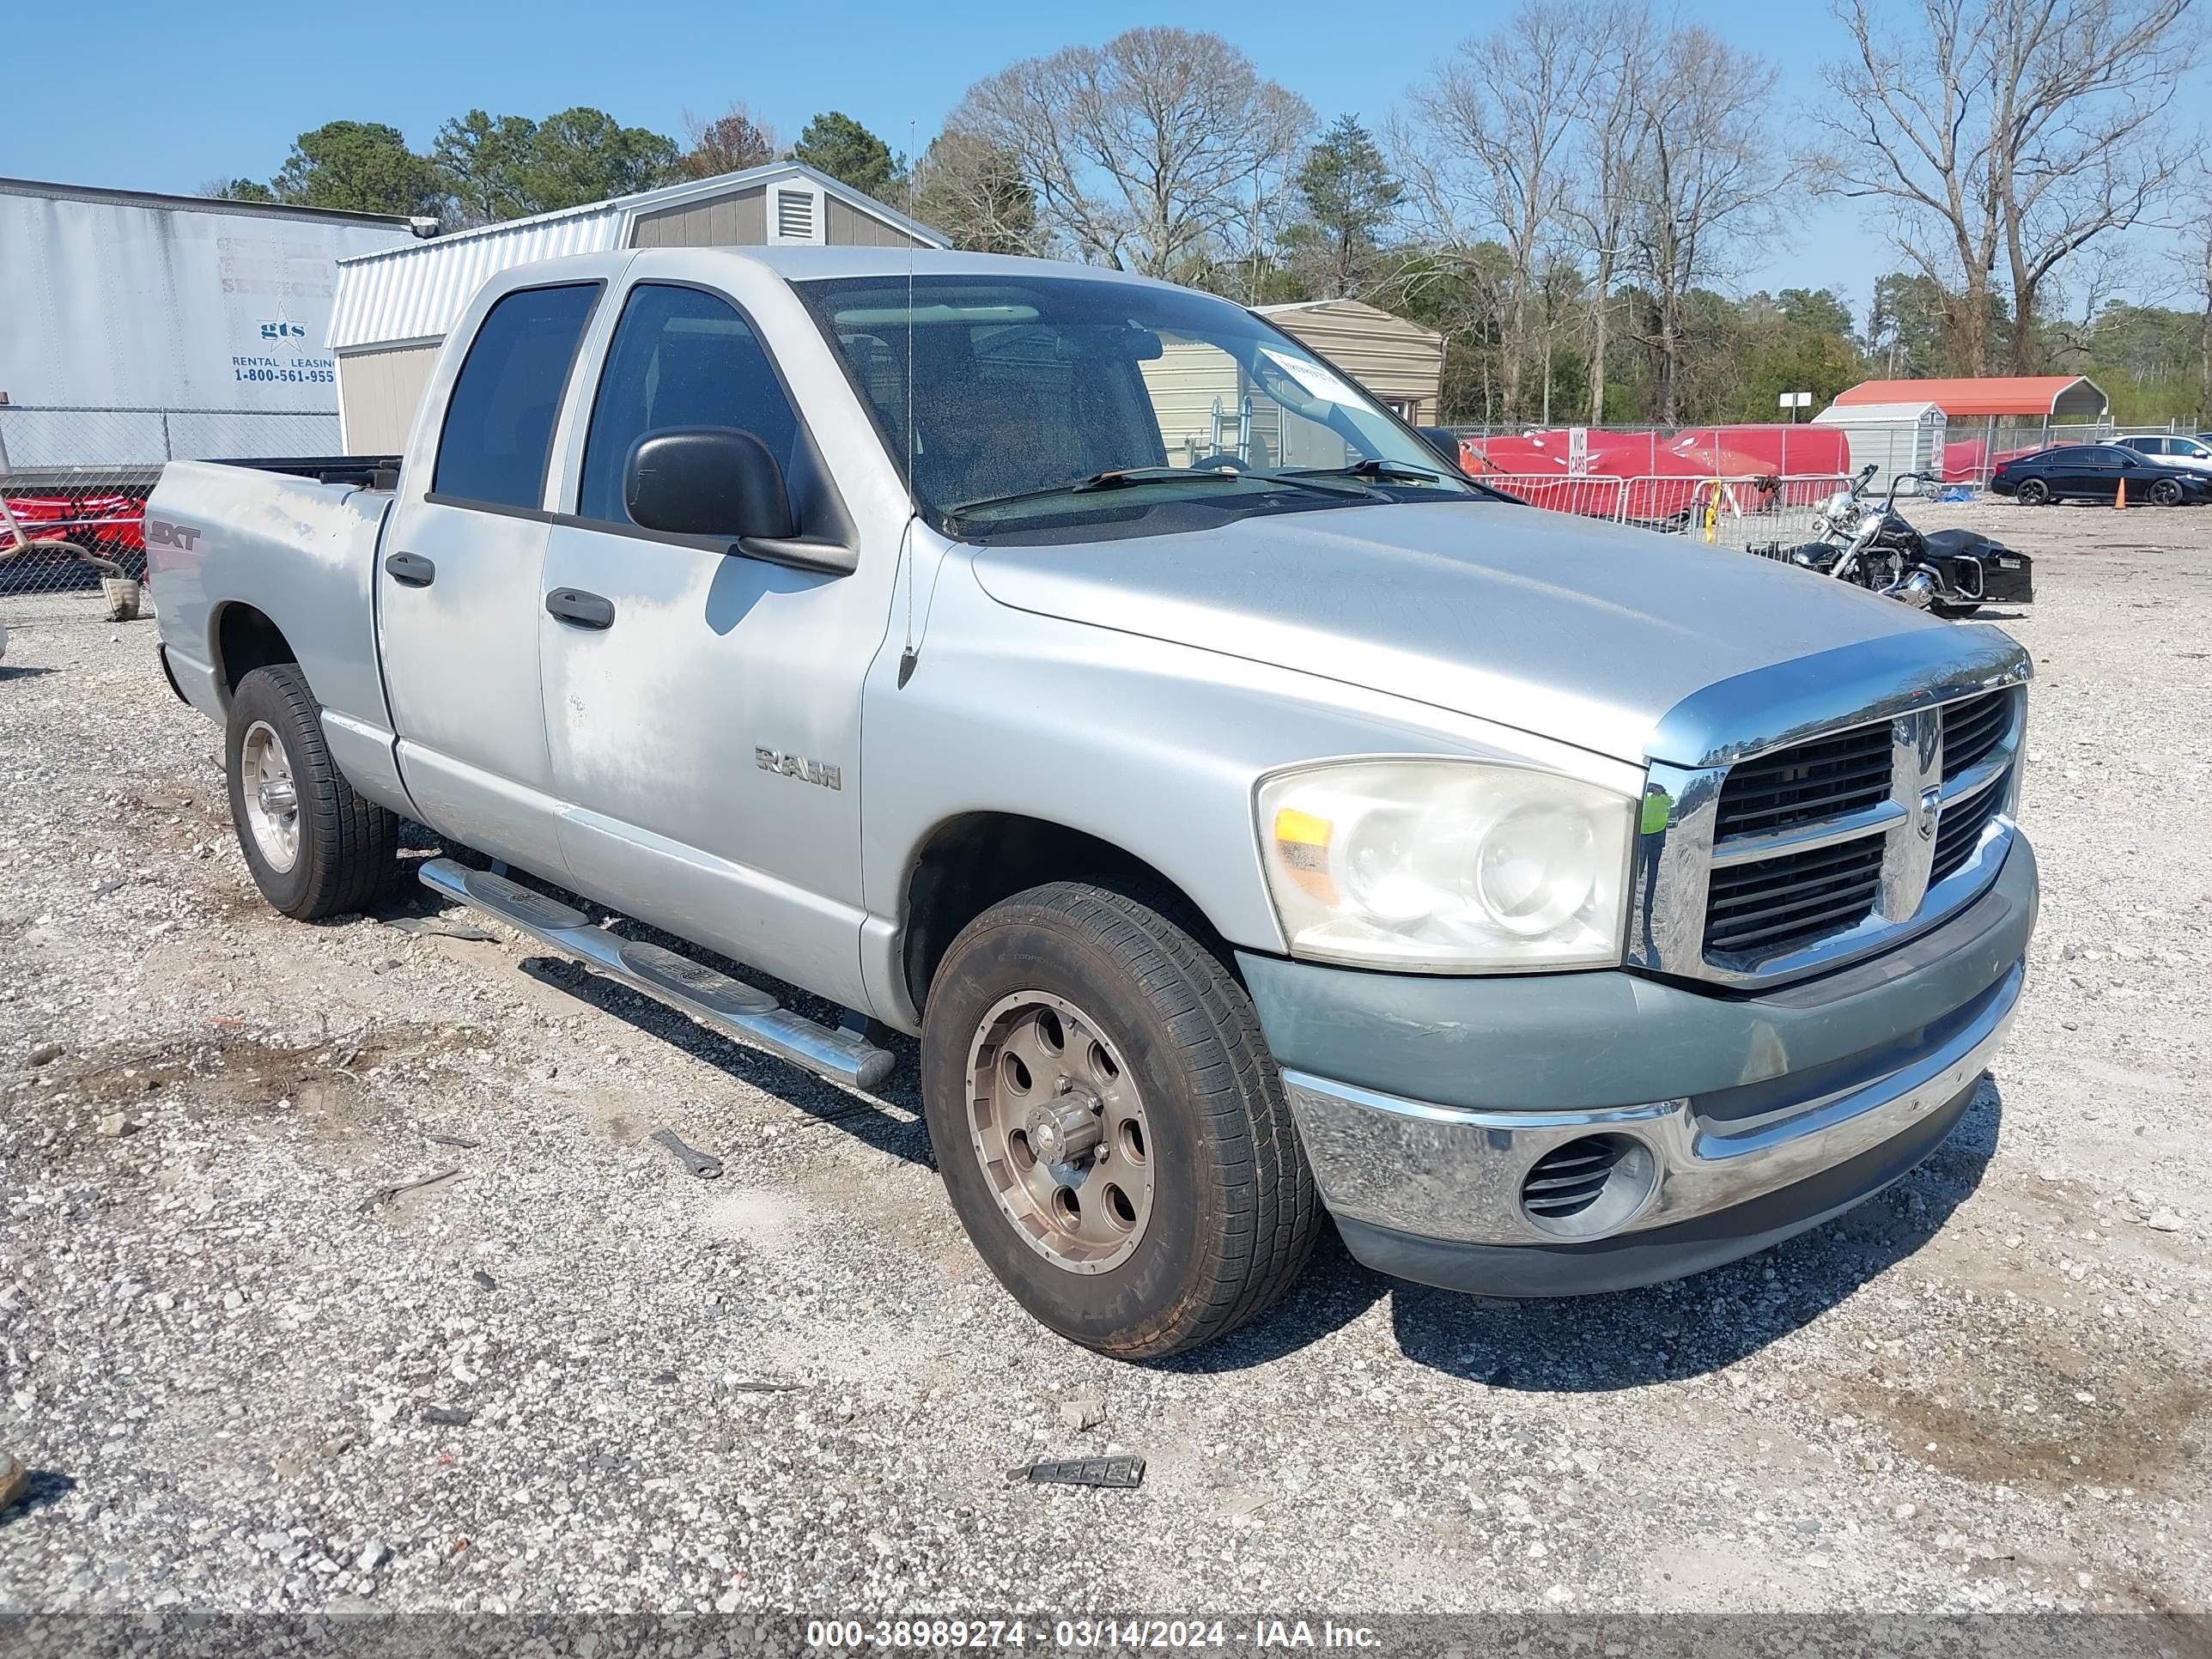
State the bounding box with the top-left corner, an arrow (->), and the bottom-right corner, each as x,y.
1333,1079 -> 1978,1298
1281,959 -> 2021,1250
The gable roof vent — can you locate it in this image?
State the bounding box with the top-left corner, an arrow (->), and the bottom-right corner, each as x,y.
770,182 -> 823,246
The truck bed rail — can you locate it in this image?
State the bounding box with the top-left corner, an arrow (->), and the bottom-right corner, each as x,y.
206,455 -> 402,489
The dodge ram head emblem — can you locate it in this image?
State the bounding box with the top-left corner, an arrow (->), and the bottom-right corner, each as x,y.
1916,785 -> 1942,842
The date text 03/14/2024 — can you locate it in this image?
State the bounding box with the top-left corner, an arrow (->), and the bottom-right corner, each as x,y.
803,1619 -> 1382,1650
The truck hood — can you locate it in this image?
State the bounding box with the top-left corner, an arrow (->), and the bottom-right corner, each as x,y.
969,501 -> 1948,764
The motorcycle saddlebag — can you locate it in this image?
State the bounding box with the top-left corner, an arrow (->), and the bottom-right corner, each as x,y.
1973,547 -> 2034,604
1923,529 -> 2034,605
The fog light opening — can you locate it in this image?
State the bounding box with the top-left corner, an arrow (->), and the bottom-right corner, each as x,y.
1518,1133 -> 1658,1239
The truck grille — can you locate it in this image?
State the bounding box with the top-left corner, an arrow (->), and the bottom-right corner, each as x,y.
1931,775 -> 2006,884
1713,720 -> 1893,838
1691,687 -> 2020,974
1704,836 -> 1886,956
1941,691 -> 2009,781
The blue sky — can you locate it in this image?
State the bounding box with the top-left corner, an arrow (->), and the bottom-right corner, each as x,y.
0,0 -> 2084,329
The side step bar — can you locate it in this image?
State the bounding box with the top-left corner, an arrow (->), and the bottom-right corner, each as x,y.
417,858 -> 896,1092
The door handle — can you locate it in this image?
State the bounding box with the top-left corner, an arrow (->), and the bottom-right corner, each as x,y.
385,551 -> 435,587
545,587 -> 616,629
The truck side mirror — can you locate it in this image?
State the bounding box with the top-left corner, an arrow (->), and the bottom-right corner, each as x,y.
1417,427 -> 1467,471
624,427 -> 797,541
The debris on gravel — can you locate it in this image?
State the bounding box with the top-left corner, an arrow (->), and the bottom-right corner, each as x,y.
0,1452 -> 27,1512
1058,1393 -> 1108,1433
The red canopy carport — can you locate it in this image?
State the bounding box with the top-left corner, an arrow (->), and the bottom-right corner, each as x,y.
1829,376 -> 2111,483
1831,376 -> 2110,420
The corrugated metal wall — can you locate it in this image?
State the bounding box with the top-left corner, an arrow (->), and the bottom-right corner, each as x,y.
328,206 -> 624,352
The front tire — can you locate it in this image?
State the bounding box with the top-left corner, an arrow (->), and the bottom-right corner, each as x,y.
225,664 -> 397,920
2150,477 -> 2184,507
921,882 -> 1320,1358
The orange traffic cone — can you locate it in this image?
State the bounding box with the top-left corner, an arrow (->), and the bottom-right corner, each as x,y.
2116,477 -> 2126,509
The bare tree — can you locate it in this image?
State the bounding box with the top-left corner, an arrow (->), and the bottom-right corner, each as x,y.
1395,3 -> 1604,421
1821,0 -> 2196,375
1555,3 -> 1650,423
678,105 -> 778,179
1625,28 -> 1789,423
2171,173 -> 2212,410
948,28 -> 1312,277
911,130 -> 1042,255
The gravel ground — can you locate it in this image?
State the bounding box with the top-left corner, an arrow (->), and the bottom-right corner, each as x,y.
0,496 -> 2207,1620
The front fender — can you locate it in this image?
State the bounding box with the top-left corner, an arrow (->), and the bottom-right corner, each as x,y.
854,554 -> 1644,1028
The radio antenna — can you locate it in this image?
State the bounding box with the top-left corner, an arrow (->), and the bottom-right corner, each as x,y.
898,117 -> 922,688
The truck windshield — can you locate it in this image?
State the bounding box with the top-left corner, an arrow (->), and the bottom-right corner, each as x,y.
793,273 -> 1476,533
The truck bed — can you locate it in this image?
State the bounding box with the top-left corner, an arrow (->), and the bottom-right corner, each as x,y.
143,458 -> 400,762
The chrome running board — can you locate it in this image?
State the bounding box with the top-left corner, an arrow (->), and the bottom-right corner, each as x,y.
417,857 -> 896,1091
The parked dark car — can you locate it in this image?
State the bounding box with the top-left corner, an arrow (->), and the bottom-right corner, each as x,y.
1989,443 -> 2212,507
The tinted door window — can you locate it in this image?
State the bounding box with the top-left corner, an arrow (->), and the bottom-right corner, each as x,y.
433,283 -> 599,508
2130,438 -> 2169,455
579,284 -> 802,526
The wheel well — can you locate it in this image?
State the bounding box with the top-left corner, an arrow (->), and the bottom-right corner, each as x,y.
902,813 -> 1225,1013
214,604 -> 298,698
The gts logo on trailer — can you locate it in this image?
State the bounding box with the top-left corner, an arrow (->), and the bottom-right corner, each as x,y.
144,519 -> 202,551
755,747 -> 842,791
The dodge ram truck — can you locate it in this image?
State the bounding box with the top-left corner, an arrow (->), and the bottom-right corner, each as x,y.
145,247 -> 2035,1358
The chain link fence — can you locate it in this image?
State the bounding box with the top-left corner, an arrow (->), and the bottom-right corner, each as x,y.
0,405 -> 340,599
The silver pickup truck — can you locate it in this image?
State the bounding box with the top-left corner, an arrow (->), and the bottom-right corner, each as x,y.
145,247 -> 2034,1358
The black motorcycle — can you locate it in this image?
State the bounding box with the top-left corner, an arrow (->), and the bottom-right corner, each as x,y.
1750,465 -> 2033,618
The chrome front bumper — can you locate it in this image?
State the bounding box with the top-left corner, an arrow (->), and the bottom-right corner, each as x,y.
1281,959 -> 2021,1259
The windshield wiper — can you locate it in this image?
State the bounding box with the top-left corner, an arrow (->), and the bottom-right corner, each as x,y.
945,465 -> 1372,519
1289,459 -> 1453,484
945,468 -> 1243,518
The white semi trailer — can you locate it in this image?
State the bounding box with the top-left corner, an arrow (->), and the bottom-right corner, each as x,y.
0,177 -> 422,472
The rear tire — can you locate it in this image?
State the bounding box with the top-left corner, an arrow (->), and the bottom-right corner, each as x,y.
920,881 -> 1320,1358
2016,477 -> 2051,506
225,664 -> 398,921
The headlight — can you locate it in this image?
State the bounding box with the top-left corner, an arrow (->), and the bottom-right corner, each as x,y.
1256,760 -> 1637,973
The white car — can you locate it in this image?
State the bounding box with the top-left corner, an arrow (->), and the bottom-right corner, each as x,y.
2115,433 -> 2212,474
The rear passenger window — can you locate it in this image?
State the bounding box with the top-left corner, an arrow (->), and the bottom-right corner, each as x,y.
578,284 -> 802,526
432,283 -> 599,509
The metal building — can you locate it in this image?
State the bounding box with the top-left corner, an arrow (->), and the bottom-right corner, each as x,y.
330,162 -> 950,452
1810,400 -> 1948,494
1253,300 -> 1446,424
